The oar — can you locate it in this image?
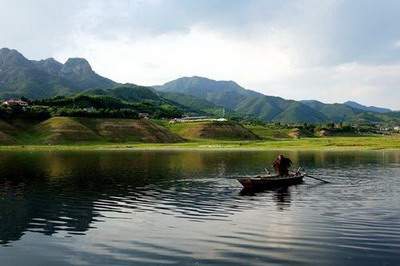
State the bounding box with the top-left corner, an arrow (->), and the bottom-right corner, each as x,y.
297,167 -> 331,183
304,174 -> 331,183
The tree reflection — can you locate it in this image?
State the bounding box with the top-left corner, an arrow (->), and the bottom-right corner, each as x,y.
0,150 -> 397,245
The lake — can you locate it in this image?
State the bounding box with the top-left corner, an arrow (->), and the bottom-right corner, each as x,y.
0,150 -> 399,265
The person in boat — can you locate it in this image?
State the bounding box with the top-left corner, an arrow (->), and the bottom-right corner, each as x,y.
273,155 -> 292,176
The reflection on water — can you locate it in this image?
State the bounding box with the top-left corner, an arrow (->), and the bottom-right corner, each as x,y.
0,150 -> 400,265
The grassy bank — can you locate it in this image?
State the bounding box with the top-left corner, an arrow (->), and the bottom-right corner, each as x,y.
0,117 -> 398,151
0,136 -> 399,151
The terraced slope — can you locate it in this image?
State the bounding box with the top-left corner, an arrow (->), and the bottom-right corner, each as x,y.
244,125 -> 314,139
35,117 -> 100,144
0,120 -> 17,144
167,121 -> 260,140
78,118 -> 184,143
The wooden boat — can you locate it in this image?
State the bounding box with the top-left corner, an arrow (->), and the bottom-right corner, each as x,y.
237,172 -> 304,191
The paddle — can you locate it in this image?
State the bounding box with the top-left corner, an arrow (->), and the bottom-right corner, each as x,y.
296,167 -> 331,183
304,174 -> 331,183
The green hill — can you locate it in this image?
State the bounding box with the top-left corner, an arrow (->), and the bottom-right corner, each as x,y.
166,120 -> 260,140
159,91 -> 233,117
156,76 -> 397,124
156,76 -> 329,123
273,102 -> 327,123
0,120 -> 17,144
77,118 -> 184,143
243,124 -> 292,139
0,117 -> 183,145
154,76 -> 253,109
33,84 -> 185,119
344,101 -> 391,113
36,117 -> 100,144
301,100 -> 363,122
0,48 -> 397,125
82,84 -> 160,102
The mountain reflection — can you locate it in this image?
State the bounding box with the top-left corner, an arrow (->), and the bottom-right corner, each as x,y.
0,151 -> 250,245
1,150 -> 399,245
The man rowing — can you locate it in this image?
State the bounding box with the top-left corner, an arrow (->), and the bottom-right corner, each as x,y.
273,155 -> 292,176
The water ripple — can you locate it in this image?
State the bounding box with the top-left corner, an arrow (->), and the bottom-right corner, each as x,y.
1,150 -> 400,265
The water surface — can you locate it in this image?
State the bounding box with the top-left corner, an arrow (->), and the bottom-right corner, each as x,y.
0,150 -> 399,265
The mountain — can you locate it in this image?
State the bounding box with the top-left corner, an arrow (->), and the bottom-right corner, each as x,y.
80,85 -> 225,117
155,76 -> 259,110
0,48 -> 115,99
1,48 -> 396,124
159,91 -> 234,117
301,100 -> 364,122
59,58 -> 115,90
156,76 -> 397,124
343,101 -> 391,113
81,84 -> 160,102
156,76 -> 330,123
273,102 -> 328,123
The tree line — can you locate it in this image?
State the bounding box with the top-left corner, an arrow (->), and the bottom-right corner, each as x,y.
0,95 -> 183,120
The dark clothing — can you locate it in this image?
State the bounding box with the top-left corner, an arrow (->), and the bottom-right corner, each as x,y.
273,156 -> 292,176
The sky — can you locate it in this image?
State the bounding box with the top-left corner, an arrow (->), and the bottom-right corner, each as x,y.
1,0 -> 400,109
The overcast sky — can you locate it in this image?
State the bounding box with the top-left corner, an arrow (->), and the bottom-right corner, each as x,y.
1,0 -> 400,109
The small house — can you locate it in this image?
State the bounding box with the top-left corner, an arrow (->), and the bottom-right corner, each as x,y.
138,113 -> 150,119
2,99 -> 29,107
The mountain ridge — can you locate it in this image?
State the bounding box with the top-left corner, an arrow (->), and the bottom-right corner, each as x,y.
0,48 -> 395,124
0,47 -> 116,99
156,76 -> 393,123
343,100 -> 391,113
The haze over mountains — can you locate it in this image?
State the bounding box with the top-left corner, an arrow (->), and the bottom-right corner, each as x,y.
0,48 -> 396,124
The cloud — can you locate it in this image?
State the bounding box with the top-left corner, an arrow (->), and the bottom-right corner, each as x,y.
1,0 -> 400,108
261,62 -> 400,109
54,24 -> 300,85
0,0 -> 85,59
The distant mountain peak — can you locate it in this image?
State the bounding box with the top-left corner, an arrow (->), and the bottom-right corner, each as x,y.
62,58 -> 93,76
0,48 -> 116,98
35,58 -> 63,75
64,57 -> 91,66
301,100 -> 324,104
0,47 -> 31,67
177,76 -> 240,86
42,57 -> 61,64
343,100 -> 391,113
0,47 -> 17,55
344,100 -> 360,105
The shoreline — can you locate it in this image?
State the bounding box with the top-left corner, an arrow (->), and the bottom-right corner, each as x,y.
1,136 -> 400,151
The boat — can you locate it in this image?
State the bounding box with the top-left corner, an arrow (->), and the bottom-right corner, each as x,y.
237,172 -> 304,191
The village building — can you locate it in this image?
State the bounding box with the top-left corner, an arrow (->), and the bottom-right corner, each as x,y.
138,113 -> 150,119
2,99 -> 29,107
169,116 -> 227,123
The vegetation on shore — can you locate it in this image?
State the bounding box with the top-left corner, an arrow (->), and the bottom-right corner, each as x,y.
2,48 -> 399,126
162,120 -> 260,140
1,48 -> 399,152
0,115 -> 399,150
0,117 -> 184,145
0,136 -> 399,151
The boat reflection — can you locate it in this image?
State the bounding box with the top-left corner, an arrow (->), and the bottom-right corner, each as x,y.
240,184 -> 294,210
1,150 -> 396,246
